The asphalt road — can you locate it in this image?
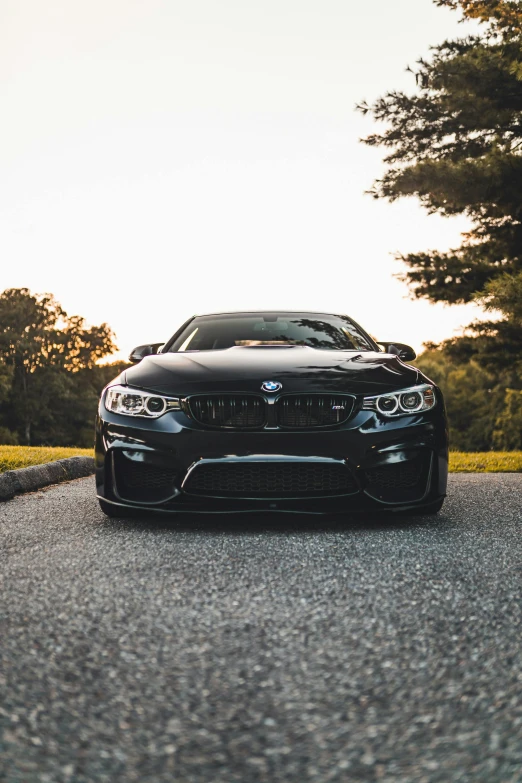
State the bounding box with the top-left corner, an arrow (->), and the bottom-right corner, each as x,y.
1,475 -> 521,783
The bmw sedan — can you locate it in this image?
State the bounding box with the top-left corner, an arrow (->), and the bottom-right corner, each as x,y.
95,311 -> 448,517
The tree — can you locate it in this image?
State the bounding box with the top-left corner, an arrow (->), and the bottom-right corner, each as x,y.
0,288 -> 117,445
416,348 -> 502,449
357,0 -> 522,367
437,1 -> 522,36
492,387 -> 522,447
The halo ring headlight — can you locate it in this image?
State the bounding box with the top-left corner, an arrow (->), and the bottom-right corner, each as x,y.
399,391 -> 423,412
376,395 -> 399,415
104,385 -> 179,418
145,396 -> 167,416
362,384 -> 437,417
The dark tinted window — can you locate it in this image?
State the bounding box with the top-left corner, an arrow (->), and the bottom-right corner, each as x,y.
168,313 -> 374,352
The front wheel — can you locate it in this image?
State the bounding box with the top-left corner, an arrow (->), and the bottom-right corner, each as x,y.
98,498 -> 127,518
400,498 -> 445,516
421,498 -> 445,515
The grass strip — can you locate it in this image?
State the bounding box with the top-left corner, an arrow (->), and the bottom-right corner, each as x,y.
449,451 -> 522,473
0,446 -> 92,473
1,446 -> 521,474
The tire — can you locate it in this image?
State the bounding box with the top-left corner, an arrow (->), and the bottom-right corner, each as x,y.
98,498 -> 128,518
421,498 -> 445,515
400,498 -> 445,517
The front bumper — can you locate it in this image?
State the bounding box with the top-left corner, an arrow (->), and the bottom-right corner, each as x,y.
95,401 -> 448,515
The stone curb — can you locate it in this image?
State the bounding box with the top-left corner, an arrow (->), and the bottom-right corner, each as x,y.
0,456 -> 95,502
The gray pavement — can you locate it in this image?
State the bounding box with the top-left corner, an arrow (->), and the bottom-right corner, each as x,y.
1,474 -> 521,783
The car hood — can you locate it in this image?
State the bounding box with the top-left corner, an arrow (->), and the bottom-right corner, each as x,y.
123,346 -> 419,396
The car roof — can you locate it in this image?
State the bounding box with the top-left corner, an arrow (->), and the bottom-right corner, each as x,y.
192,310 -> 344,317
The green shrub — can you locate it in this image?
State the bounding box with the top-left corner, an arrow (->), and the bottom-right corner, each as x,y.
493,389 -> 522,451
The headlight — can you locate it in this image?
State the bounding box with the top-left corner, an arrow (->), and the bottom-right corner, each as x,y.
362,384 -> 436,417
104,385 -> 180,418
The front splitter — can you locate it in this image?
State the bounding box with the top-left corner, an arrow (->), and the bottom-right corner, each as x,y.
97,493 -> 444,516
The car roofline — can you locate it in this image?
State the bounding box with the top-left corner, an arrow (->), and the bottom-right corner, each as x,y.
192,310 -> 347,317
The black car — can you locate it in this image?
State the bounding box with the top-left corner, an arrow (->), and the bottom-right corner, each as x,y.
95,311 -> 448,517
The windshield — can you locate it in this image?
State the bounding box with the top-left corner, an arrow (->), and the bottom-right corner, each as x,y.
167,313 -> 375,352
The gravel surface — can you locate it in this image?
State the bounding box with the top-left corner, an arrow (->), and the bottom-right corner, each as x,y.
1,475 -> 521,783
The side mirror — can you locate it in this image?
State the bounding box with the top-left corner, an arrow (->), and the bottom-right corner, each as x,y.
377,342 -> 416,362
129,343 -> 164,363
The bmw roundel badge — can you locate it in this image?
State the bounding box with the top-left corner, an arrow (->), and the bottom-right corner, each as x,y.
261,380 -> 282,393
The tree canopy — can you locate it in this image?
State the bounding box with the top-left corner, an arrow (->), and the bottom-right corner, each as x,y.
359,0 -> 522,374
358,35 -> 522,305
437,1 -> 522,36
358,0 -> 522,449
415,348 -> 522,450
0,288 -> 122,446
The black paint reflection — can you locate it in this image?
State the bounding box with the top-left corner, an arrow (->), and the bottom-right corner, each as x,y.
167,313 -> 375,353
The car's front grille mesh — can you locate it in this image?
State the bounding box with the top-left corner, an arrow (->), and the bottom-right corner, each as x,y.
366,461 -> 423,491
187,395 -> 266,428
276,395 -> 353,428
118,457 -> 177,489
186,393 -> 353,429
364,456 -> 431,503
183,461 -> 358,497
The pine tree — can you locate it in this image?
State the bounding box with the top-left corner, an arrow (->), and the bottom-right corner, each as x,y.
358,0 -> 522,368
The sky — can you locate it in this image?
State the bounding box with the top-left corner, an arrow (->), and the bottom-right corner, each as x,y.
0,0 -> 484,359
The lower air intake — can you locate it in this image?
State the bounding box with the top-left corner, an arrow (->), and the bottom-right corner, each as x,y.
365,455 -> 432,503
119,458 -> 177,489
183,461 -> 358,498
113,453 -> 179,503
